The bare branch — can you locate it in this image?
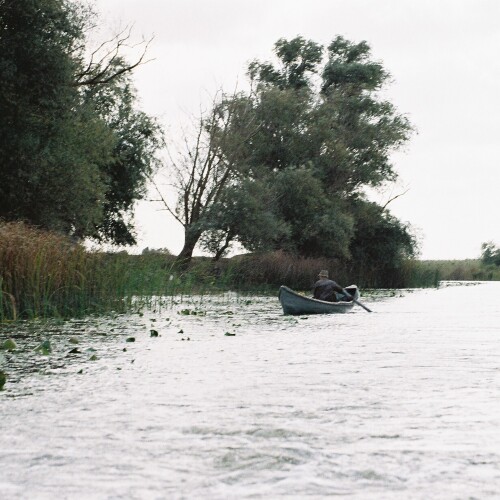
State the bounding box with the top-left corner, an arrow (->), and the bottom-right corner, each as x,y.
381,188 -> 410,211
147,175 -> 184,226
74,26 -> 154,87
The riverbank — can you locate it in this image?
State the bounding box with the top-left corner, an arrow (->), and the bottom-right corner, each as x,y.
1,222 -> 498,321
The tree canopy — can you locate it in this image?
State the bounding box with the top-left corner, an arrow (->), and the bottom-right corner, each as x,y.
481,242 -> 500,267
167,35 -> 417,273
0,0 -> 162,244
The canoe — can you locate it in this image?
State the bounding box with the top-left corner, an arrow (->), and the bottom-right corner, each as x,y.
278,285 -> 360,315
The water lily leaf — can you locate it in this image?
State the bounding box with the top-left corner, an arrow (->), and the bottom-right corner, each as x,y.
34,340 -> 52,355
150,329 -> 159,337
1,338 -> 17,351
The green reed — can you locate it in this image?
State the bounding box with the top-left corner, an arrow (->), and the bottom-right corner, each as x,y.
2,223 -> 497,321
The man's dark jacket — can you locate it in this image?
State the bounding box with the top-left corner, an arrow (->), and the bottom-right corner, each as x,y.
312,278 -> 344,302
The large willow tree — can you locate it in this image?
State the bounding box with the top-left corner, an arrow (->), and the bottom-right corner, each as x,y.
244,36 -> 415,260
170,35 -> 416,270
0,0 -> 162,244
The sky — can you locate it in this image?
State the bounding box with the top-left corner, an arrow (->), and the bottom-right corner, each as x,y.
94,0 -> 500,260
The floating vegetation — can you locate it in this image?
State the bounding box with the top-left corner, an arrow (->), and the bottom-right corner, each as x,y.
34,340 -> 52,355
0,370 -> 6,390
179,308 -> 205,316
1,338 -> 17,351
224,332 -> 236,336
150,329 -> 159,337
126,337 -> 136,343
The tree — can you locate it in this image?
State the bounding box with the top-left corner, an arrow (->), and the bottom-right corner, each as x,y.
347,200 -> 417,284
238,36 -> 415,260
154,93 -> 258,265
481,242 -> 500,266
198,178 -> 288,261
83,76 -> 163,244
165,35 -> 416,269
0,0 -> 161,244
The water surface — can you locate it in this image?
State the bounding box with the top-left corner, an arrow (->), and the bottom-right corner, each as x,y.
1,282 -> 500,498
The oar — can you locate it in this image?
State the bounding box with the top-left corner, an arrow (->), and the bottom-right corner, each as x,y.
342,288 -> 372,313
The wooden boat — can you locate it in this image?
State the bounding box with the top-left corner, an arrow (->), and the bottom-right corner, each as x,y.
278,285 -> 359,315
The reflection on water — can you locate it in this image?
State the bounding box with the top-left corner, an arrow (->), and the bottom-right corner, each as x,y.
1,282 -> 500,498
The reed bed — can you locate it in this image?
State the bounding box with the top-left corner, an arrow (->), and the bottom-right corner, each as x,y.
1,222 -> 498,321
0,222 -> 171,320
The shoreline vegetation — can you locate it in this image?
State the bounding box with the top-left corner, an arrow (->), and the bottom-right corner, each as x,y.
1,222 -> 498,322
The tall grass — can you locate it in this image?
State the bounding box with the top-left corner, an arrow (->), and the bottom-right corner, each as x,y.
407,259 -> 500,285
221,251 -> 348,290
2,222 -> 498,321
0,222 -> 174,320
219,251 -> 431,290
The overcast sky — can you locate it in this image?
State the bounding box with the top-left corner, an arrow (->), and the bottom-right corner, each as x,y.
94,0 -> 500,260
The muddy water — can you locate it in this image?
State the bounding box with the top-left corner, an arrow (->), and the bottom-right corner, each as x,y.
1,282 -> 500,499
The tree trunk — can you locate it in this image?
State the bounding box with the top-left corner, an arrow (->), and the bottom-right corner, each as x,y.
212,232 -> 234,262
175,227 -> 202,269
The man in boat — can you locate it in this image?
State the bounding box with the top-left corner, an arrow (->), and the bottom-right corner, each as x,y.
312,270 -> 352,302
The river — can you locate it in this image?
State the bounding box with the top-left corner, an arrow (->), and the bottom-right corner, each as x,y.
1,282 -> 500,499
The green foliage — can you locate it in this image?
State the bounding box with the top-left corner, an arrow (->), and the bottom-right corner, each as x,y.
321,36 -> 388,93
84,77 -> 164,244
1,339 -> 17,351
0,222 -> 173,320
0,0 -> 162,244
481,242 -> 500,267
199,178 -> 288,259
272,168 -> 353,257
167,35 -> 415,272
248,36 -> 323,90
222,35 -> 416,266
408,259 -> 500,284
348,200 -> 417,285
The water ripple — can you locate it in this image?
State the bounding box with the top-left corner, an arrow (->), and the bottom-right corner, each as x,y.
1,283 -> 500,498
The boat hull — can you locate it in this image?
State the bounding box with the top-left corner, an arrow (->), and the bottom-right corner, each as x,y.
278,285 -> 359,315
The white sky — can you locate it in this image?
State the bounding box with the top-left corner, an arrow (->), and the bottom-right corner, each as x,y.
94,0 -> 500,260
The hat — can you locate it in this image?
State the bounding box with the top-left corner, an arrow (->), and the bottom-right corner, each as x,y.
318,270 -> 329,278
